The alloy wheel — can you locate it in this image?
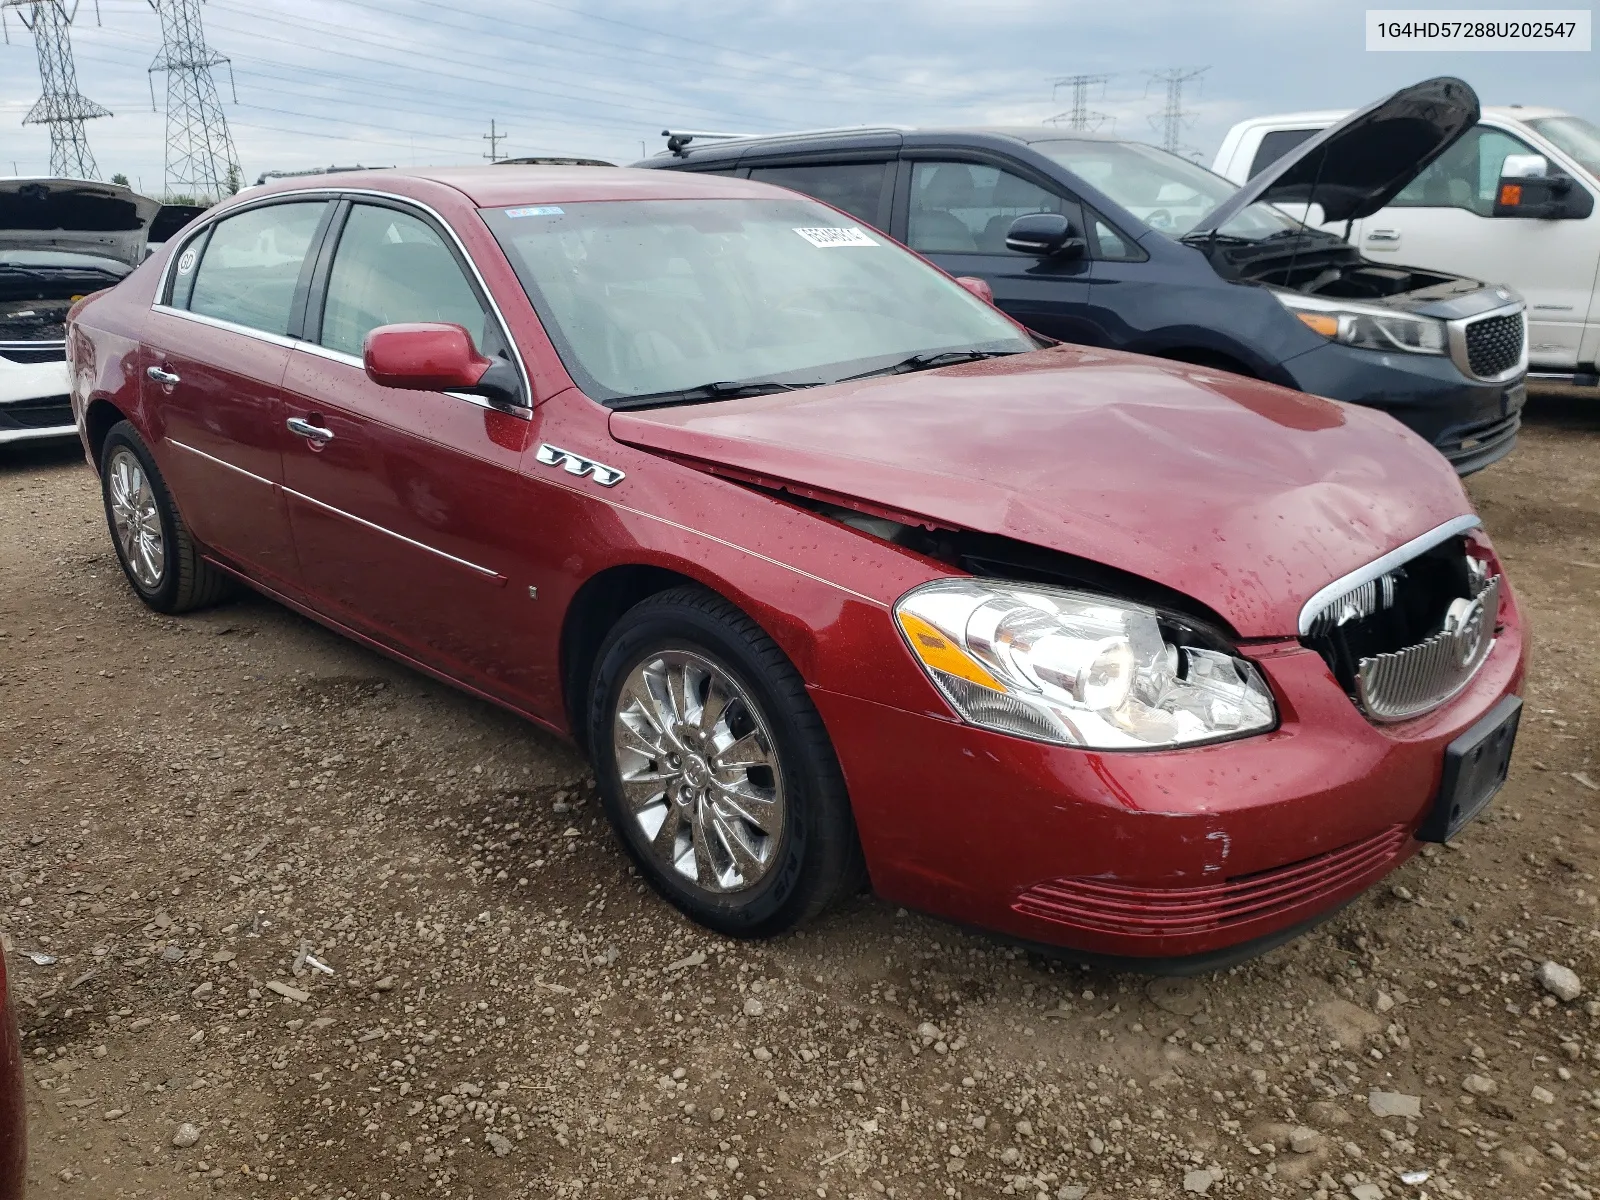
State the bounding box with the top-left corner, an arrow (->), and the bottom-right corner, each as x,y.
107,446 -> 165,590
611,649 -> 785,893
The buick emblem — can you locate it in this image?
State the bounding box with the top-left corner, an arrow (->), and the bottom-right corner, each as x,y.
1443,595 -> 1486,666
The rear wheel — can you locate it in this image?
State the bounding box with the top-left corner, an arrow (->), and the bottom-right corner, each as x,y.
587,586 -> 863,937
100,421 -> 230,614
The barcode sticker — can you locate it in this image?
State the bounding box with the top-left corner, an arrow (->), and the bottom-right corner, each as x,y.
792,226 -> 878,248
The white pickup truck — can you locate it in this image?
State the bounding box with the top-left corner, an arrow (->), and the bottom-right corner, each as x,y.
1215,107 -> 1600,389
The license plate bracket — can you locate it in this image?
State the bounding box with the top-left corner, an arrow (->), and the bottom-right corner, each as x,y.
1416,695 -> 1521,843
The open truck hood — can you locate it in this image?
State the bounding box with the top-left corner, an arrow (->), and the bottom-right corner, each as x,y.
0,177 -> 162,267
610,347 -> 1474,639
1192,76 -> 1480,232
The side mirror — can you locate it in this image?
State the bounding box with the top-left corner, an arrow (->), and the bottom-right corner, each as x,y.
954,275 -> 994,304
1492,157 -> 1595,220
363,322 -> 523,406
1004,213 -> 1085,259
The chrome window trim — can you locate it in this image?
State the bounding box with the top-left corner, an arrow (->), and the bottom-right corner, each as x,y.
1445,301 -> 1528,385
1296,513 -> 1483,636
150,186 -> 535,415
167,436 -> 275,487
282,485 -> 505,581
150,304 -> 301,349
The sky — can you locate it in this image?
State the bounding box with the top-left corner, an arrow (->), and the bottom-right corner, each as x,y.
1,0 -> 1595,196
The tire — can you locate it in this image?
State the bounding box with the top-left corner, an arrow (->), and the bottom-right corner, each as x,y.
100,421 -> 231,614
587,585 -> 864,938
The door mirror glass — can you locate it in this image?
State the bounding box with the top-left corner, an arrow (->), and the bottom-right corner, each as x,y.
1004,212 -> 1085,258
364,322 -> 492,391
954,275 -> 994,304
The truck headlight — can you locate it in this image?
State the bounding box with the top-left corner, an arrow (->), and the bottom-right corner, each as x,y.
1274,292 -> 1446,355
895,580 -> 1276,749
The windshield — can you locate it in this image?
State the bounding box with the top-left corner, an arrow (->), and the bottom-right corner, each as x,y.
1527,116 -> 1600,181
1032,138 -> 1307,240
481,198 -> 1033,403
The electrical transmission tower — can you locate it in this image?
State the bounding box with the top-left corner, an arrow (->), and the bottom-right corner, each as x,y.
147,0 -> 240,200
1145,66 -> 1208,156
1,0 -> 111,179
1048,73 -> 1110,132
483,119 -> 507,163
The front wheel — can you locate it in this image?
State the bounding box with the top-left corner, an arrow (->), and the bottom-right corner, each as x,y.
587,586 -> 863,938
100,421 -> 231,614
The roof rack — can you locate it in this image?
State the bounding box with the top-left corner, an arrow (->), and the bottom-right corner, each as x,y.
660,126 -> 909,158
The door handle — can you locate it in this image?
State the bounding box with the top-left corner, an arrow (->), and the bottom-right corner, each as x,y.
146,365 -> 181,386
1366,229 -> 1401,242
286,416 -> 334,443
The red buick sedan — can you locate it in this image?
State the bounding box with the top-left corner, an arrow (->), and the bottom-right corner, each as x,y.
67,168 -> 1524,967
1,951 -> 23,1200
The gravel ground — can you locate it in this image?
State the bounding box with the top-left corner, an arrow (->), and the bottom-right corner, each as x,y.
2,394 -> 1598,1200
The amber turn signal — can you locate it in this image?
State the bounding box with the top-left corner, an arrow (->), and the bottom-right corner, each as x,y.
1498,183 -> 1522,207
1294,311 -> 1340,338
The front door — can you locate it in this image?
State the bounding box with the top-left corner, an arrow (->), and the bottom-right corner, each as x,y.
895,158 -> 1095,344
1358,123 -> 1600,371
142,199 -> 332,587
278,199 -> 541,699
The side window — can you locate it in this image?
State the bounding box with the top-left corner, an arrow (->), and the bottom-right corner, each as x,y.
1088,212 -> 1147,262
319,204 -> 490,358
181,201 -> 328,336
1248,129 -> 1319,179
907,162 -> 1064,254
1391,126 -> 1539,216
745,162 -> 889,226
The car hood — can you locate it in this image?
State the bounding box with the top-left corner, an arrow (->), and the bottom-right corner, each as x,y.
609,347 -> 1474,639
0,177 -> 162,267
1192,76 -> 1480,231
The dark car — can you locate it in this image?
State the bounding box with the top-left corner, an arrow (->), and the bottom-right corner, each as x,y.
638,77 -> 1529,475
0,951 -> 23,1200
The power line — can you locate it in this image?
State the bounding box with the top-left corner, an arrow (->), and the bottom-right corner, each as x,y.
1049,74 -> 1110,133
148,0 -> 240,198
1145,66 -> 1207,157
2,0 -> 111,178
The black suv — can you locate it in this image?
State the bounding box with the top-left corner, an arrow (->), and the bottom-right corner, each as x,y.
638,77 -> 1529,474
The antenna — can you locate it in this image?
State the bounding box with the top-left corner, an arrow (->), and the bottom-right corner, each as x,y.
1145,66 -> 1208,157
2,0 -> 111,179
483,119 -> 507,163
147,0 -> 241,201
1048,73 -> 1110,133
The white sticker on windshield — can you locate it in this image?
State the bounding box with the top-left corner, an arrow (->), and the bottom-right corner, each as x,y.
505,206 -> 564,218
792,226 -> 878,248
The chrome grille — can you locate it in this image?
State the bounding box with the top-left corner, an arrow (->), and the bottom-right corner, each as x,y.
1306,571 -> 1399,637
1463,313 -> 1523,379
1356,575 -> 1500,722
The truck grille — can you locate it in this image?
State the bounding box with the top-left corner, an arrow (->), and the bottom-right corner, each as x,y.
1464,312 -> 1523,379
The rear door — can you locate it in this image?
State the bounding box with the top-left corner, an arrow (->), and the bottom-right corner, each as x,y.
890,155 -> 1095,343
278,197 -> 541,696
1360,123 -> 1600,371
143,198 -> 332,587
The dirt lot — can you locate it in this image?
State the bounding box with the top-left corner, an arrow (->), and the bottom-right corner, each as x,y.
2,395 -> 1599,1200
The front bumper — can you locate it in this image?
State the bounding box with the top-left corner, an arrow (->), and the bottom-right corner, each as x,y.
1281,341 -> 1523,476
813,587 -> 1525,963
0,345 -> 74,445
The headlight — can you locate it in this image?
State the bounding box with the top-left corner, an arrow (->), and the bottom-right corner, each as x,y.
1273,291 -> 1446,355
895,579 -> 1275,749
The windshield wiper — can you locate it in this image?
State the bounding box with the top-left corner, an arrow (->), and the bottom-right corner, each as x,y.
840,348 -> 1024,382
609,379 -> 814,410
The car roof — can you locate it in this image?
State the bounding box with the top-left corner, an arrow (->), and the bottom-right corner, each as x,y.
641,124 -> 1123,165
244,164 -> 797,207
1227,105 -> 1573,130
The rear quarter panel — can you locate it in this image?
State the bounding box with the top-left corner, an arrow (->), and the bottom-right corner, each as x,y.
0,953 -> 24,1200
68,260 -> 167,467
